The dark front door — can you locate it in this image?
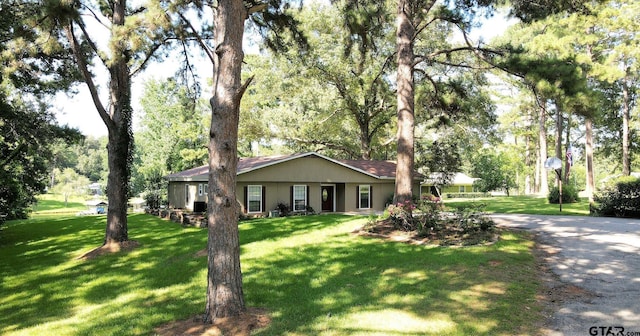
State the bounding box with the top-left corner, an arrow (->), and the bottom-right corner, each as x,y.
321,186 -> 334,212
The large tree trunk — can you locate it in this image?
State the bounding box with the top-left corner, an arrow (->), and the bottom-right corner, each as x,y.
622,78 -> 631,176
204,0 -> 246,322
394,0 -> 415,204
104,0 -> 132,245
104,118 -> 132,244
585,116 -> 595,202
538,98 -> 550,195
64,0 -> 132,245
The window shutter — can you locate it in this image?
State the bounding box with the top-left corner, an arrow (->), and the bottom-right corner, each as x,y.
306,185 -> 310,209
356,185 -> 360,208
370,185 -> 373,209
290,185 -> 294,211
243,186 -> 248,213
261,186 -> 266,212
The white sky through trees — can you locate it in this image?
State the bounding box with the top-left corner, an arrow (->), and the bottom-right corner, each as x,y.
53,6 -> 515,137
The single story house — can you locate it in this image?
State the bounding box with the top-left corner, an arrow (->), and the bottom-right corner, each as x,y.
420,172 -> 480,197
165,152 -> 423,215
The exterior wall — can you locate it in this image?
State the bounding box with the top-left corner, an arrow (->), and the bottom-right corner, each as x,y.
168,182 -> 208,211
168,156 -> 423,214
236,156 -> 383,184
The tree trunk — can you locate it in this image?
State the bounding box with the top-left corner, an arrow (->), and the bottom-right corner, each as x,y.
394,0 -> 415,204
102,0 -> 132,245
563,111 -> 572,183
538,98 -> 549,195
554,103 -> 563,185
63,0 -> 132,245
585,116 -> 595,202
204,0 -> 246,323
104,120 -> 132,244
358,117 -> 372,160
622,78 -> 630,176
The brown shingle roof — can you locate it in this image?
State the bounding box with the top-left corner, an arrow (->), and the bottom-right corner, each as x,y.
165,152 -> 422,180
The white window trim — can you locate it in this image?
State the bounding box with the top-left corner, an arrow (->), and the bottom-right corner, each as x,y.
358,185 -> 371,209
293,185 -> 307,212
247,185 -> 263,214
204,184 -> 208,194
198,184 -> 203,196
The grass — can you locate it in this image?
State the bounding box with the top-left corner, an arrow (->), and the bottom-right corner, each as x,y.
444,195 -> 590,216
0,213 -> 545,335
30,193 -> 92,216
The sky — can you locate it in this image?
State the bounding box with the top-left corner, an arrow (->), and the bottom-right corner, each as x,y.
53,8 -> 517,138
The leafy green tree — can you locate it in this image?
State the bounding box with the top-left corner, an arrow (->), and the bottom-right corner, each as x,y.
471,148 -> 520,196
133,78 -> 208,200
75,137 -> 108,183
50,168 -> 90,206
16,0 -> 180,245
0,93 -> 81,219
242,3 -> 396,160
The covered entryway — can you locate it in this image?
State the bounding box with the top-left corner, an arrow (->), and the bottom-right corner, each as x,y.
321,185 -> 335,212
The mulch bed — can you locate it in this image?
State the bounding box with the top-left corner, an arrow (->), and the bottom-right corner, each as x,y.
354,218 -> 499,247
153,308 -> 271,336
77,240 -> 141,260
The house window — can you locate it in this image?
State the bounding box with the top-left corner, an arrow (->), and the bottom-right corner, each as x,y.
247,185 -> 262,213
358,185 -> 371,209
198,184 -> 203,196
293,185 -> 307,212
204,184 -> 208,194
459,186 -> 465,193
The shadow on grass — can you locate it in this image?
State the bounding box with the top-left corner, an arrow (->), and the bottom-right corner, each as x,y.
239,217 -> 539,335
0,214 -> 207,335
0,214 -> 541,335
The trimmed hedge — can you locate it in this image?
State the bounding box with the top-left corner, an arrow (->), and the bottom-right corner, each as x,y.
593,177 -> 640,218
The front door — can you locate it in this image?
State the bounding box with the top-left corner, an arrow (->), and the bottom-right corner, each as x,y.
321,185 -> 334,212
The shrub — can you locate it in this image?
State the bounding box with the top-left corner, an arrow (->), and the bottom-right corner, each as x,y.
387,201 -> 417,231
593,177 -> 640,218
548,183 -> 579,204
275,202 -> 291,217
452,204 -> 495,233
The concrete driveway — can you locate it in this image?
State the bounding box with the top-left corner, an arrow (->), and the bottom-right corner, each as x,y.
492,214 -> 640,336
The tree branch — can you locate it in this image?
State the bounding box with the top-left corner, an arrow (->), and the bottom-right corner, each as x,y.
64,22 -> 113,131
76,19 -> 109,66
178,11 -> 215,64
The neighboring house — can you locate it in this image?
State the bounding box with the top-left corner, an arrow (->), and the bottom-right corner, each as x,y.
420,172 -> 480,197
88,182 -> 103,196
165,152 -> 423,215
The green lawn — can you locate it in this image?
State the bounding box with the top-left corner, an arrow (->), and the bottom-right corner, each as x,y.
0,214 -> 544,335
30,193 -> 91,216
444,195 -> 590,216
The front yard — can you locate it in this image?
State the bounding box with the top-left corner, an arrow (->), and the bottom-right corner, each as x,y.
0,213 -> 545,335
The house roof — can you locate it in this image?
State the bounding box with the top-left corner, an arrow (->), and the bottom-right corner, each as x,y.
165,152 -> 423,181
